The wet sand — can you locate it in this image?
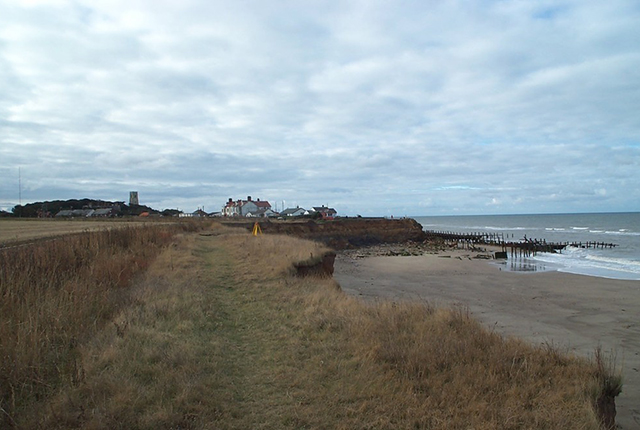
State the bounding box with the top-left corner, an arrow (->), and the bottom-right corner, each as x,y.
334,249 -> 640,429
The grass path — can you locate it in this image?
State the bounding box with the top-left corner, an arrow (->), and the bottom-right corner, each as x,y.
192,236 -> 299,426
38,232 -> 386,428
191,235 -> 390,428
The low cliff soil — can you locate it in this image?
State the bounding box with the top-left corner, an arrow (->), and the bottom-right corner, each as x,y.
294,252 -> 336,278
221,217 -> 428,249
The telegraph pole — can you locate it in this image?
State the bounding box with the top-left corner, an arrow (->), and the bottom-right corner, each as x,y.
18,167 -> 22,217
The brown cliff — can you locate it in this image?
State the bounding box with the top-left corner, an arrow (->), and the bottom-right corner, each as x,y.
294,252 -> 336,278
221,217 -> 427,250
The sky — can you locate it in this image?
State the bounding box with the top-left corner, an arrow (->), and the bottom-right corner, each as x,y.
1,0 -> 639,217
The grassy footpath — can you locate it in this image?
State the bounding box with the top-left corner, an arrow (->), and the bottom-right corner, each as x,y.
16,226 -> 618,429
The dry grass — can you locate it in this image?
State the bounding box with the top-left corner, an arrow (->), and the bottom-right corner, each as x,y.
0,218 -> 168,247
5,227 -> 619,428
0,220 -> 206,427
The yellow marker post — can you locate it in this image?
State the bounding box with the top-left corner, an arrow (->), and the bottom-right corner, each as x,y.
252,221 -> 262,236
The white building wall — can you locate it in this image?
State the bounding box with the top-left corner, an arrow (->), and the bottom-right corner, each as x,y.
241,201 -> 257,216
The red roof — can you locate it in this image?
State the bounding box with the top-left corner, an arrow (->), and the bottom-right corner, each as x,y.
225,198 -> 271,209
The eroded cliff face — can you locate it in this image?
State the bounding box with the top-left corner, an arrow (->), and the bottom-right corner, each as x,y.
294,252 -> 336,278
222,218 -> 427,250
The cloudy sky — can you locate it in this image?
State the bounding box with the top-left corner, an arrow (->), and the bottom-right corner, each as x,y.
1,0 -> 639,216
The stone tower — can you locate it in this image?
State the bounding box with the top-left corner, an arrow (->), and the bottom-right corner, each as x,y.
129,191 -> 139,206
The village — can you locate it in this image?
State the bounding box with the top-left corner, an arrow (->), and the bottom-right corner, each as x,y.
19,193 -> 339,220
216,196 -> 336,220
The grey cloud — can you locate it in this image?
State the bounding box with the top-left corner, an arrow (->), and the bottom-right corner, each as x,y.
0,0 -> 639,215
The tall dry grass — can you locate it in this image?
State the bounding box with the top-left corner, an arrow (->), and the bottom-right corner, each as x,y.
0,220 -> 205,426
9,228 -> 620,428
227,233 -> 620,428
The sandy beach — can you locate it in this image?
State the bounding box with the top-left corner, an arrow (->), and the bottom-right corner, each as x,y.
334,248 -> 640,429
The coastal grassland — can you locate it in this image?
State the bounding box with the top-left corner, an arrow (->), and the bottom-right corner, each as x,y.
19,227 -> 620,429
0,218 -> 170,247
0,220 -> 206,427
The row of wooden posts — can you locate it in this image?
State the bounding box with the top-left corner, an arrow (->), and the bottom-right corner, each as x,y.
424,231 -> 617,258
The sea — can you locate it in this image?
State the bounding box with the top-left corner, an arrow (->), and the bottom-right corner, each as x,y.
413,212 -> 640,281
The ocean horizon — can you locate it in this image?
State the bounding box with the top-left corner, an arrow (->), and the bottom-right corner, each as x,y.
412,212 -> 640,281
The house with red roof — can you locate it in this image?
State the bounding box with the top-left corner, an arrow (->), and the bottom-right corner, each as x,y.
310,205 -> 337,220
223,196 -> 273,217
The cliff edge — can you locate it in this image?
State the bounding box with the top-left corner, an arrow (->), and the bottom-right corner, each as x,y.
221,217 -> 427,250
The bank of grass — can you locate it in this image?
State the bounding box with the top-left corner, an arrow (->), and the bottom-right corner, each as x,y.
0,220 -> 206,427
6,225 -> 620,428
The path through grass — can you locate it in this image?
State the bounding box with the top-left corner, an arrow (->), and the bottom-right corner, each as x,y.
28,229 -> 615,429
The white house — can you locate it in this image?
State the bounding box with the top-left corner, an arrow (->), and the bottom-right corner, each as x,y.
280,207 -> 308,217
223,196 -> 273,217
247,208 -> 277,218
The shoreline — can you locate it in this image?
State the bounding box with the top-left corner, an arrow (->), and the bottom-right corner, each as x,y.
334,248 -> 640,429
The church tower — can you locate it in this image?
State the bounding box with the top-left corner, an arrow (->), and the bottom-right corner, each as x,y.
129,191 -> 139,206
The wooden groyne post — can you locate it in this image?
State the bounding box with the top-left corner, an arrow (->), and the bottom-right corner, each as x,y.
567,241 -> 617,249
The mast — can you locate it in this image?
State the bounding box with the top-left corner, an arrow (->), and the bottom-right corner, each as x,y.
18,167 -> 22,213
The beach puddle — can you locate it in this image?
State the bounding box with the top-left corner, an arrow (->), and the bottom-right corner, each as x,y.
493,258 -> 557,273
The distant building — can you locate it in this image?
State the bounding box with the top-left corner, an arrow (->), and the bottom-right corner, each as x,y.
55,206 -> 118,218
129,191 -> 139,206
280,207 -> 308,217
55,210 -> 75,218
223,199 -> 239,217
93,208 -> 116,217
310,205 -> 337,220
223,196 -> 273,217
55,209 -> 95,218
246,208 -> 277,218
